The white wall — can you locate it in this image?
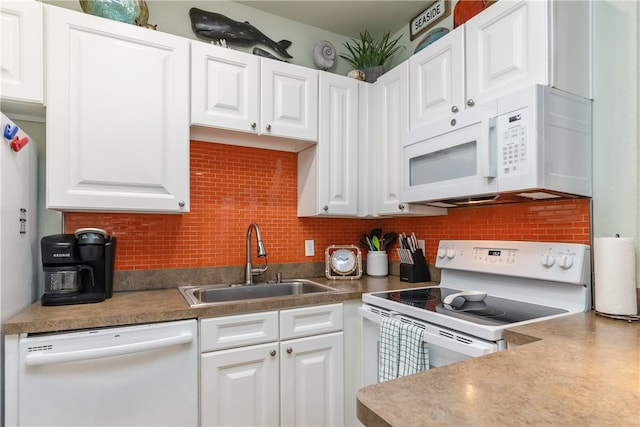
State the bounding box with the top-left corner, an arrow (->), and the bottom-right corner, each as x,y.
592,0 -> 640,288
43,0 -> 356,76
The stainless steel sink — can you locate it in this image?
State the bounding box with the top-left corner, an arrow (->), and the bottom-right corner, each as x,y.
178,279 -> 337,307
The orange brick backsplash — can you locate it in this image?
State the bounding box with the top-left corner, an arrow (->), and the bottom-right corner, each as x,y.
64,141 -> 591,271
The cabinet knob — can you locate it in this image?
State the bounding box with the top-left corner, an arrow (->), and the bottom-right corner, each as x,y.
270,349 -> 277,357
450,118 -> 457,127
451,105 -> 459,113
466,99 -> 475,107
323,205 -> 329,212
178,200 -> 185,208
398,204 -> 405,210
286,347 -> 293,354
251,122 -> 257,129
266,124 -> 272,132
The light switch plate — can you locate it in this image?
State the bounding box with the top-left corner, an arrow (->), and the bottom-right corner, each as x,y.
305,240 -> 315,256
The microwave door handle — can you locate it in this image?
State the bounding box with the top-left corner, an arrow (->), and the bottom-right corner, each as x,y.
480,117 -> 497,178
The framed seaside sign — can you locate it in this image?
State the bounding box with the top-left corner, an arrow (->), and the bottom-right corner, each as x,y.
410,0 -> 451,40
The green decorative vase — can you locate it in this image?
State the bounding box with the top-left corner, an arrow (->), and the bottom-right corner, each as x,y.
79,0 -> 140,24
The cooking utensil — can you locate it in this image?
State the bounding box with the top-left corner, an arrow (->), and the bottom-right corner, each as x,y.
410,233 -> 419,251
442,290 -> 488,305
371,236 -> 381,251
443,300 -> 490,312
365,236 -> 374,251
382,232 -> 397,251
359,238 -> 370,250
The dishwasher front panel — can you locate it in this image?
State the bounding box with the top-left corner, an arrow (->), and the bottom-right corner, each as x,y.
16,319 -> 198,426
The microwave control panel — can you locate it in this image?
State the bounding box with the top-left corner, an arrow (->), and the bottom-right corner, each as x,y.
497,107 -> 529,176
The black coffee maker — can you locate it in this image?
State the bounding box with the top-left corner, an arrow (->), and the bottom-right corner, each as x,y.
41,228 -> 116,306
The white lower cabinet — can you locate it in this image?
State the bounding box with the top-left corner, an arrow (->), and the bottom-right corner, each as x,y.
201,342 -> 280,426
200,304 -> 344,427
280,332 -> 344,426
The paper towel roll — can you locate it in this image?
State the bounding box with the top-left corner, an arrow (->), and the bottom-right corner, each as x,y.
594,237 -> 638,315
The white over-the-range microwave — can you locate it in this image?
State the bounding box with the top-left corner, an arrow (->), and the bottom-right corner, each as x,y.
401,85 -> 592,207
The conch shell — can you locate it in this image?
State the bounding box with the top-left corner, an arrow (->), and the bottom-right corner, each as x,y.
313,40 -> 336,71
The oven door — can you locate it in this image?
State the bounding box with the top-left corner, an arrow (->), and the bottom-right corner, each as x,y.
360,304 -> 503,385
401,103 -> 498,204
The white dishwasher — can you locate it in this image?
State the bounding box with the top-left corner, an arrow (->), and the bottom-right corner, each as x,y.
5,319 -> 198,426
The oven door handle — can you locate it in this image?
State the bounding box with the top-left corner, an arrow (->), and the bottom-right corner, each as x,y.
423,329 -> 496,358
358,307 -> 401,324
359,306 -> 497,358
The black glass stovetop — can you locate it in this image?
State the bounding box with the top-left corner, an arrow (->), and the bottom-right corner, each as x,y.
370,287 -> 567,326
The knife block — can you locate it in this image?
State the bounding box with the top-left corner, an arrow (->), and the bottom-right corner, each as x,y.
399,249 -> 431,283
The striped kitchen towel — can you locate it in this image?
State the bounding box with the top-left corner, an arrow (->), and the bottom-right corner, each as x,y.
378,317 -> 429,382
378,317 -> 401,382
398,320 -> 429,377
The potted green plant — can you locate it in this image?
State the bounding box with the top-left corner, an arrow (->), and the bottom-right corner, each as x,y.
340,30 -> 403,83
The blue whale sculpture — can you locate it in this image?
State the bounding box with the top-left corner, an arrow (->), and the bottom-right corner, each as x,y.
189,8 -> 293,59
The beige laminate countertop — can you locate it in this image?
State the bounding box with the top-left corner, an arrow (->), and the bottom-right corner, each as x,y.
6,277 -> 639,427
3,276 -> 425,335
357,312 -> 640,427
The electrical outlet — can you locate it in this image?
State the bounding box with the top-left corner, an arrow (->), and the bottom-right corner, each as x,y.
305,240 -> 315,257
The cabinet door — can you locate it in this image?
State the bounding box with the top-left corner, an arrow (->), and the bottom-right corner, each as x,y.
410,25 -> 464,129
373,63 -> 408,216
280,332 -> 344,427
373,64 -> 447,218
45,5 -> 189,213
191,41 -> 260,133
317,73 -> 358,216
0,0 -> 43,104
201,343 -> 280,427
465,0 -> 548,107
298,74 -> 358,217
261,59 -> 318,141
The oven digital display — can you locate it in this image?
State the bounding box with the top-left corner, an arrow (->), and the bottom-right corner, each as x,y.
473,248 -> 517,264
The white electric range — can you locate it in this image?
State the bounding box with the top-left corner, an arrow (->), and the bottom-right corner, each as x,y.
360,240 -> 591,383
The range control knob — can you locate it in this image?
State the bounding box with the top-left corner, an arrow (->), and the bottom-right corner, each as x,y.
541,254 -> 555,268
446,249 -> 456,260
437,248 -> 447,259
557,255 -> 574,269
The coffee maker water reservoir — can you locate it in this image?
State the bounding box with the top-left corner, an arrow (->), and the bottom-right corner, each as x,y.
41,228 -> 116,306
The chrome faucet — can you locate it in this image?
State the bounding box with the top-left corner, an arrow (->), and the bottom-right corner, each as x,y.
245,223 -> 268,285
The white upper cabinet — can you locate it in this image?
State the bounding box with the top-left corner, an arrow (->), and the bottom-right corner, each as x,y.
465,0 -> 549,106
410,25 -> 464,129
0,0 -> 44,115
191,42 -> 260,134
261,59 -> 318,142
374,63 -> 408,216
190,41 -> 318,152
410,0 -> 592,129
298,73 -> 359,217
45,5 -> 190,213
373,63 -> 447,217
